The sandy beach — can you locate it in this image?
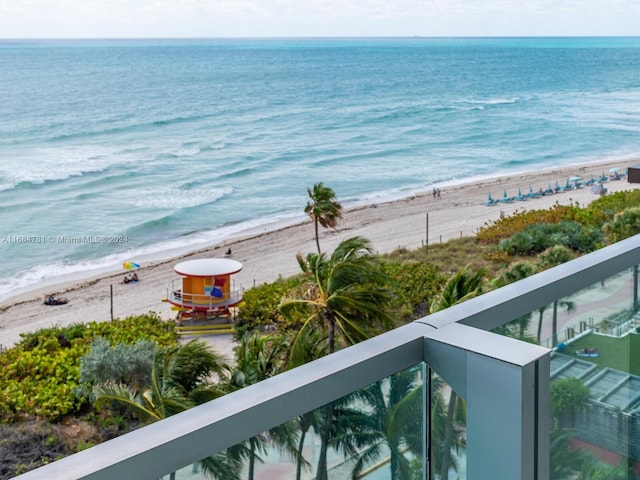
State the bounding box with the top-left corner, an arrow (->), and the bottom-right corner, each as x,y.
1,159 -> 638,351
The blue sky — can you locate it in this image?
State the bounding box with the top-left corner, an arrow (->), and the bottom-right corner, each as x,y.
0,0 -> 639,38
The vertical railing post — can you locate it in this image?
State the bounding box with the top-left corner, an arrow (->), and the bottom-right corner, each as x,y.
425,324 -> 550,480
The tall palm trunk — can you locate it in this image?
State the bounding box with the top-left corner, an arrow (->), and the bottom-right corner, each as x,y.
389,437 -> 400,480
552,301 -> 559,345
327,315 -> 336,354
315,407 -> 333,480
295,426 -> 309,480
248,437 -> 256,480
440,390 -> 457,480
314,218 -> 321,254
536,307 -> 545,344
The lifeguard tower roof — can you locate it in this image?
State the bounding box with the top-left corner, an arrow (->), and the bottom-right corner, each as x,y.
174,258 -> 242,277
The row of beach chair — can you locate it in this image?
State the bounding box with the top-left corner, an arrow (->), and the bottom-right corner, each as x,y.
483,172 -> 625,206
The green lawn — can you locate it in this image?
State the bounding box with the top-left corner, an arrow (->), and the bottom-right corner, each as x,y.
567,332 -> 640,376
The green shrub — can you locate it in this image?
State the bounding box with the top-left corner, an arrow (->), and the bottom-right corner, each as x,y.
551,377 -> 590,429
477,203 -> 582,244
236,277 -> 303,337
603,206 -> 640,243
0,313 -> 178,421
382,260 -> 444,321
76,338 -> 157,401
499,231 -> 534,255
584,190 -> 640,225
492,261 -> 537,288
536,245 -> 576,270
499,221 -> 603,256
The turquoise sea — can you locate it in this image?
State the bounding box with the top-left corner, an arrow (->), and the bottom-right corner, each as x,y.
1,37 -> 640,300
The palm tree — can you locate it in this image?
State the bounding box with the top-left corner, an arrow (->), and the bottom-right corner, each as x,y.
550,430 -> 590,480
351,367 -> 424,480
228,332 -> 301,480
280,236 -> 394,480
429,373 -> 458,478
551,299 -> 576,346
535,299 -> 575,345
305,182 -> 343,254
231,332 -> 288,388
430,267 -> 485,480
286,330 -> 327,480
306,389 -> 383,480
94,340 -> 229,420
93,341 -> 240,480
280,236 -> 394,355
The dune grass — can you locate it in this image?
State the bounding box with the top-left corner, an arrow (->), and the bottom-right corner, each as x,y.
386,237 -> 505,278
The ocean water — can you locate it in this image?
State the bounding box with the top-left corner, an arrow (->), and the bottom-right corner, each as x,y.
1,37 -> 640,300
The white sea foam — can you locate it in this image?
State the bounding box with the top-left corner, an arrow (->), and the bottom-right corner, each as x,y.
0,145 -> 132,189
3,38 -> 640,303
129,185 -> 234,210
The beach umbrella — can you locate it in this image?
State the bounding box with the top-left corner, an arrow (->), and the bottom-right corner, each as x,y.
568,176 -> 582,182
610,167 -> 622,173
123,261 -> 140,270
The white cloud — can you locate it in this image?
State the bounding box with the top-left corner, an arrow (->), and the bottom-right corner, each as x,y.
0,0 -> 638,37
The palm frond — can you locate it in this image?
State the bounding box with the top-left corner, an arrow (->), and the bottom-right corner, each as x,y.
94,382 -> 161,421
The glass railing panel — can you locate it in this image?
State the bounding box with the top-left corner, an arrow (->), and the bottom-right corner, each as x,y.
547,267 -> 640,479
541,267 -> 638,350
169,363 -> 426,480
492,266 -> 639,350
549,356 -> 639,479
430,372 -> 466,480
487,264 -> 640,478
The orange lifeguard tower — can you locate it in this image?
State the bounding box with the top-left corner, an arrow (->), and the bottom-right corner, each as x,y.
165,258 -> 243,323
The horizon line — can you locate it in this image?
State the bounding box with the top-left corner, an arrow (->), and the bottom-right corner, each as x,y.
2,34 -> 640,41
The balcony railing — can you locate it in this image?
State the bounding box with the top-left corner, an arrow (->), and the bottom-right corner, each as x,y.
165,278 -> 243,312
15,235 -> 640,480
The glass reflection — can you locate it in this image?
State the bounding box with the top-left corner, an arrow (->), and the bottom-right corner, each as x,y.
430,371 -> 466,480
170,364 -> 426,479
495,265 -> 640,479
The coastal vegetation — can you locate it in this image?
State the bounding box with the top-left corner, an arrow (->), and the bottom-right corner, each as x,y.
304,182 -> 343,254
3,190 -> 640,478
281,236 -> 394,355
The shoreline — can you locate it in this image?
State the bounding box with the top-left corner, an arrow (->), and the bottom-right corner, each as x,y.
1,154 -> 635,303
1,157 -> 638,349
